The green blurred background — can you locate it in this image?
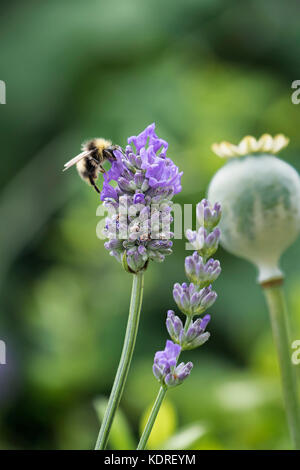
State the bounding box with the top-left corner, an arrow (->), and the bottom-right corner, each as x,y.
0,0 -> 300,450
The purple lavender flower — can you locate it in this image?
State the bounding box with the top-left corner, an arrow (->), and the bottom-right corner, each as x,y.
165,361 -> 193,387
152,340 -> 192,388
153,340 -> 181,382
166,311 -> 211,350
186,227 -> 220,260
150,200 -> 221,409
101,124 -> 183,273
166,310 -> 184,343
173,282 -> 217,316
185,252 -> 221,286
196,199 -> 221,231
128,123 -> 168,157
181,314 -> 211,350
186,198 -> 221,261
103,123 -> 182,196
133,193 -> 145,204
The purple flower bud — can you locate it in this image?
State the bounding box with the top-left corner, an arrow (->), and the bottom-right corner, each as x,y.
126,246 -> 148,272
119,176 -> 136,193
186,229 -> 197,244
185,325 -> 197,341
200,314 -> 211,330
133,193 -> 145,204
176,361 -> 193,380
148,251 -> 165,263
199,285 -> 217,310
189,332 -> 210,348
165,361 -> 193,387
100,181 -> 118,202
196,199 -> 221,231
154,340 -> 181,368
186,227 -> 220,260
138,245 -> 147,255
133,172 -> 145,188
185,252 -> 221,286
153,340 -> 181,385
166,310 -> 184,343
173,283 -> 217,316
152,363 -> 164,381
181,314 -> 211,350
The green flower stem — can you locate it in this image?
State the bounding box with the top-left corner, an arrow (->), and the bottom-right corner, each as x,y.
137,386 -> 167,450
183,316 -> 192,335
95,272 -> 144,450
137,316 -> 193,450
262,282 -> 300,449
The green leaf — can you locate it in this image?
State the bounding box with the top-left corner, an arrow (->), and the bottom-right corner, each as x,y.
162,423 -> 207,450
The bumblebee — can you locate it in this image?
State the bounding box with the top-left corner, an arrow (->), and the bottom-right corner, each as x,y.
63,138 -> 118,193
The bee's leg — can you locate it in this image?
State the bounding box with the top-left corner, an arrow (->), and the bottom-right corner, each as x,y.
99,165 -> 106,174
88,175 -> 100,194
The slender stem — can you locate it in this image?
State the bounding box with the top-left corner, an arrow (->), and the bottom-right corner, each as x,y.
183,316 -> 192,335
137,316 -> 193,450
137,386 -> 167,450
262,282 -> 300,449
95,272 -> 144,450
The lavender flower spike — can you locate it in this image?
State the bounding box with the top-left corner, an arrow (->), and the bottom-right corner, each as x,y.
101,123 -> 183,273
173,282 -> 217,317
139,199 -> 222,451
196,199 -> 221,231
185,251 -> 221,287
186,227 -> 220,260
152,340 -> 181,384
166,310 -> 211,350
186,199 -> 221,261
181,314 -> 211,350
153,340 -> 192,388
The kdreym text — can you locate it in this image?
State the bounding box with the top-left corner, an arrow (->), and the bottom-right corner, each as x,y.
148,454 -> 195,465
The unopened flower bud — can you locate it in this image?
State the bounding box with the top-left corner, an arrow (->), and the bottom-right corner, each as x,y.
173,283 -> 217,316
165,361 -> 193,387
181,314 -> 211,350
166,310 -> 184,343
196,199 -> 221,231
186,227 -> 220,260
185,252 -> 221,286
153,340 -> 181,385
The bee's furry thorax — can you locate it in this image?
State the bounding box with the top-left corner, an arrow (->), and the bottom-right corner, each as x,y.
82,138 -> 112,160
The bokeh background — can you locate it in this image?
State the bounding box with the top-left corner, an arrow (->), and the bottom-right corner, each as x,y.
0,0 -> 300,450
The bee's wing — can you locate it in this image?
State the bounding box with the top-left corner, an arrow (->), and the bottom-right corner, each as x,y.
63,150 -> 92,171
